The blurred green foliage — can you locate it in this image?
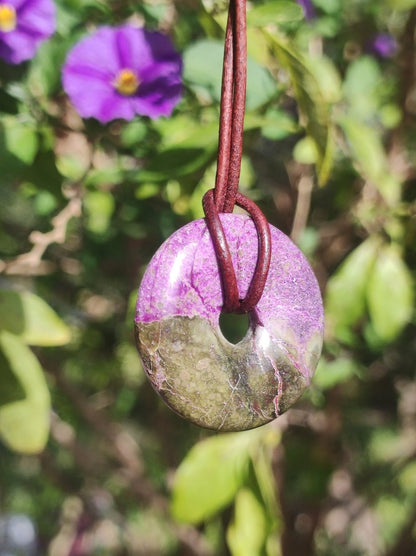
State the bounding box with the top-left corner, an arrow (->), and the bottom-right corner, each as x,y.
0,0 -> 416,554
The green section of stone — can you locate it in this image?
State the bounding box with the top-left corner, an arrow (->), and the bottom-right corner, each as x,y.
305,330 -> 324,378
136,316 -> 308,432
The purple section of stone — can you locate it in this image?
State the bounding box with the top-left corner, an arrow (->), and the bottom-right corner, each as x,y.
0,0 -> 56,65
137,218 -> 207,321
136,214 -> 324,378
62,25 -> 183,123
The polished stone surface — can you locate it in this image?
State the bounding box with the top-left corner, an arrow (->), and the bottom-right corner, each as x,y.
135,214 -> 324,431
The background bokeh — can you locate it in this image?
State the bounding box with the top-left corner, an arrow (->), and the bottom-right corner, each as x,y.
1,0 -> 416,554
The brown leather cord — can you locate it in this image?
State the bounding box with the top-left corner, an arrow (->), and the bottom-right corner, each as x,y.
203,190 -> 240,313
234,193 -> 272,312
213,7 -> 234,212
203,0 -> 271,314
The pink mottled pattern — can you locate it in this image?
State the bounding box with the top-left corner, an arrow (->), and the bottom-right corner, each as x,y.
136,214 -> 324,344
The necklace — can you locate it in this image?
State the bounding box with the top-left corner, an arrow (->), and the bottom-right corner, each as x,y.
135,0 -> 324,431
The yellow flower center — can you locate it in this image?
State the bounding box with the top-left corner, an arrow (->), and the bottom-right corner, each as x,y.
0,4 -> 16,33
114,69 -> 140,96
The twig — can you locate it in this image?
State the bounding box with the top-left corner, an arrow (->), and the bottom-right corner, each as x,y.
290,173 -> 314,243
0,194 -> 82,276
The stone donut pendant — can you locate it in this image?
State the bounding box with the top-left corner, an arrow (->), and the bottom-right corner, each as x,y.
135,213 -> 324,432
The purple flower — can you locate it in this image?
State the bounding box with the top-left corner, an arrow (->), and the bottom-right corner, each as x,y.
62,25 -> 183,123
0,0 -> 55,64
370,33 -> 397,58
296,0 -> 315,20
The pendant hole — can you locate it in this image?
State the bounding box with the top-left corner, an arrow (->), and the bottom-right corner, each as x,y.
219,312 -> 250,344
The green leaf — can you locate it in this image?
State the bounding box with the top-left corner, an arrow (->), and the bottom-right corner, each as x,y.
1,116 -> 38,165
0,116 -> 39,182
398,461 -> 416,496
139,111 -> 274,182
171,430 -> 263,524
368,427 -> 408,465
325,237 -> 381,342
247,27 -> 274,66
313,0 -> 341,12
226,489 -> 267,556
266,33 -> 334,185
0,348 -> 25,406
183,39 -> 277,110
367,245 -> 414,343
293,136 -> 319,164
375,495 -> 412,547
247,1 -> 303,26
313,357 -> 358,390
343,56 -> 383,121
380,104 -> 402,130
55,2 -> 83,36
120,120 -> 148,148
34,190 -> 58,216
0,289 -> 71,346
152,114 -> 202,149
28,35 -> 74,96
138,145 -> 215,182
23,150 -> 63,194
84,190 -> 115,235
251,429 -> 282,521
307,54 -> 342,104
340,118 -> 401,206
55,154 -> 87,181
135,183 -> 160,200
84,166 -> 124,188
385,0 -> 416,10
0,331 -> 50,454
138,121 -> 218,181
261,108 -> 299,140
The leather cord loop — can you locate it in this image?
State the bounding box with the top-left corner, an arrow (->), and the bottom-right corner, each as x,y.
235,193 -> 272,312
203,189 -> 272,314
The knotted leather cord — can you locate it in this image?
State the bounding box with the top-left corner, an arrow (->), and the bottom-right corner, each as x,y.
203,0 -> 271,314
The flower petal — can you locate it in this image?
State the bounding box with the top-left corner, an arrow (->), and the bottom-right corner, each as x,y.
133,76 -> 182,118
64,26 -> 122,77
17,0 -> 55,38
113,25 -> 154,72
6,0 -> 32,11
0,27 -> 39,63
62,69 -> 111,120
143,29 -> 183,67
62,63 -> 139,122
0,42 -> 14,64
98,94 -> 136,122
